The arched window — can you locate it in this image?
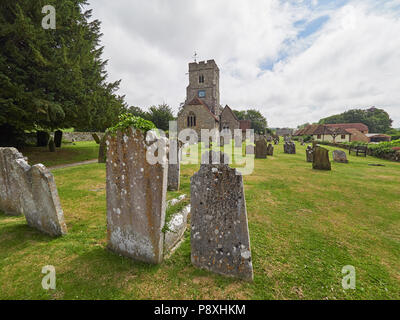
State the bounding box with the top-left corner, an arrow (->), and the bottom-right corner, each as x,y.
199,75 -> 204,83
187,112 -> 196,127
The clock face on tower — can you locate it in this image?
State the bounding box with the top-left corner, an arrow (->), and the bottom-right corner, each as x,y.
198,90 -> 206,98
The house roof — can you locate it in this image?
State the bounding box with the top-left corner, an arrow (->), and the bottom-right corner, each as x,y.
345,128 -> 369,143
187,97 -> 219,122
294,124 -> 348,136
325,123 -> 369,132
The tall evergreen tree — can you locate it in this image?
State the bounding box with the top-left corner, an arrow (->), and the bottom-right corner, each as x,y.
0,0 -> 126,145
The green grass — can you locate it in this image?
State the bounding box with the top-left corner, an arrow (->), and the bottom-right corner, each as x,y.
0,142 -> 399,299
18,141 -> 99,167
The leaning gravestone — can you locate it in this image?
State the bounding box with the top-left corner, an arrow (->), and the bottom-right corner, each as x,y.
255,139 -> 268,159
332,150 -> 348,163
313,146 -> 331,170
54,130 -> 63,148
0,148 -> 67,236
190,151 -> 254,281
284,142 -> 296,154
106,127 -> 168,264
306,145 -> 314,162
266,143 -> 274,156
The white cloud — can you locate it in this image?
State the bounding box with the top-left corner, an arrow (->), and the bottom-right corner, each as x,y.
88,0 -> 400,128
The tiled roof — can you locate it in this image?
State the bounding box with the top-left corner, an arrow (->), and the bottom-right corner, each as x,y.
187,97 -> 219,122
294,124 -> 348,136
223,105 -> 239,121
325,123 -> 369,132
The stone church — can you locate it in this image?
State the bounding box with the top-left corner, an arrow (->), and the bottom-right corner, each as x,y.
177,59 -> 241,138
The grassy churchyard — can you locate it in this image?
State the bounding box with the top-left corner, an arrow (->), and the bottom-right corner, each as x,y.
0,141 -> 399,300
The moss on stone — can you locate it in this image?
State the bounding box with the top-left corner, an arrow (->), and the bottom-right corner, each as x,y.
106,114 -> 156,136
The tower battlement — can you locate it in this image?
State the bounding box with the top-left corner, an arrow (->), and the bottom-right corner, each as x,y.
189,59 -> 219,72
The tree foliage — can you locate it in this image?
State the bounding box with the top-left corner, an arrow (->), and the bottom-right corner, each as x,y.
233,109 -> 268,134
319,107 -> 393,133
0,0 -> 127,145
127,104 -> 175,131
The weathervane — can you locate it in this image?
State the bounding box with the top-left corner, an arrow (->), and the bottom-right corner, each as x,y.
193,51 -> 198,63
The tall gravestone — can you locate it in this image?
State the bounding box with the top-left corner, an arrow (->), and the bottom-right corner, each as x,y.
54,130 -> 63,148
106,127 -> 168,264
0,148 -> 67,236
190,151 -> 253,281
306,145 -> 314,162
255,139 -> 268,159
37,131 -> 50,147
266,143 -> 274,156
313,146 -> 331,170
168,139 -> 181,191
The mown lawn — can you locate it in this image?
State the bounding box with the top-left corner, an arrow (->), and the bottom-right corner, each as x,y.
0,142 -> 399,299
18,141 -> 99,167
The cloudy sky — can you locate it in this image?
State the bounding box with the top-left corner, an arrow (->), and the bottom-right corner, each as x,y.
87,0 -> 400,128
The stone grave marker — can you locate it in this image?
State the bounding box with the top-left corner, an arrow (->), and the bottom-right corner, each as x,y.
106,127 -> 168,264
306,145 -> 313,162
54,130 -> 63,148
313,146 -> 331,170
255,139 -> 268,159
190,151 -> 254,281
284,142 -> 296,154
266,143 -> 274,156
332,150 -> 348,163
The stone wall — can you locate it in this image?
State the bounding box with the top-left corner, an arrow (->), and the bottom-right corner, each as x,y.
177,104 -> 219,139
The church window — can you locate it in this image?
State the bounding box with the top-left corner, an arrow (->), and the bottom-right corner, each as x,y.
187,112 -> 196,127
199,75 -> 204,83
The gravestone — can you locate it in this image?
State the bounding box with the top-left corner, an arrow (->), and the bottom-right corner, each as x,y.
284,142 -> 296,154
332,150 -> 348,163
54,130 -> 63,148
37,131 -> 50,147
167,139 -> 181,191
106,127 -> 168,264
245,144 -> 254,155
98,135 -> 107,163
266,143 -> 274,156
234,135 -> 242,148
273,137 -> 279,145
92,133 -> 101,144
306,145 -> 313,162
191,151 -> 253,281
0,148 -> 67,236
255,139 -> 268,159
313,146 -> 331,170
48,138 -> 56,152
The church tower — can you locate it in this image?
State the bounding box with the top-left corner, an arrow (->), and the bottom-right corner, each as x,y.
185,59 -> 221,116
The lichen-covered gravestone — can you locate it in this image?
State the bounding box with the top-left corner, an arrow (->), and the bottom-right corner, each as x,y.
284,142 -> 296,154
106,127 -> 168,264
332,150 -> 348,163
266,143 -> 274,156
306,145 -> 314,162
190,151 -> 254,281
313,146 -> 331,170
0,148 -> 67,236
255,139 -> 268,159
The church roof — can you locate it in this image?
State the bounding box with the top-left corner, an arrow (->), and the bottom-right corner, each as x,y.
223,105 -> 239,121
187,97 -> 219,122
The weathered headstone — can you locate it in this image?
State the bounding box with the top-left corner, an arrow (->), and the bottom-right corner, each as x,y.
98,135 -> 107,163
266,143 -> 274,156
0,148 -> 67,236
235,135 -> 242,148
284,142 -> 296,154
245,144 -> 254,155
255,139 -> 268,159
190,151 -> 253,281
167,139 -> 181,191
313,146 -> 331,170
332,150 -> 348,163
92,133 -> 101,144
106,127 -> 168,264
48,138 -> 56,152
306,145 -> 314,162
54,130 -> 63,148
